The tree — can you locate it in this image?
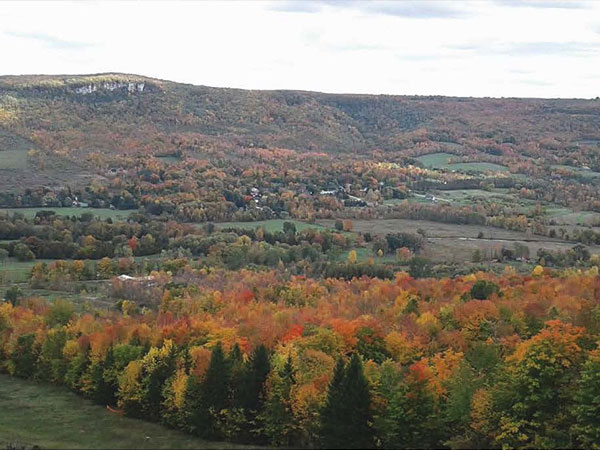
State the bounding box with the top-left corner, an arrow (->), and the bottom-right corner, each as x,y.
470,280 -> 500,300
262,353 -> 298,446
0,248 -> 8,264
283,221 -> 296,235
409,256 -> 432,278
320,355 -> 373,449
571,349 -> 600,449
189,342 -> 231,439
236,344 -> 271,442
14,243 -> 34,262
320,358 -> 346,448
5,285 -> 23,305
348,250 -> 357,264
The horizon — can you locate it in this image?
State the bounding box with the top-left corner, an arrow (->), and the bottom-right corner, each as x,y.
1,0 -> 599,99
1,71 -> 598,101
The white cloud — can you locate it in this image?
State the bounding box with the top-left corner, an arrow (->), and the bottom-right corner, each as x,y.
0,0 -> 599,98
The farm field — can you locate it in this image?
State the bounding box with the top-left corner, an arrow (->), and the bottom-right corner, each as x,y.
0,258 -> 55,283
215,219 -> 325,232
551,164 -> 600,178
0,375 -> 250,450
317,218 -> 599,263
416,152 -> 508,172
0,207 -> 138,220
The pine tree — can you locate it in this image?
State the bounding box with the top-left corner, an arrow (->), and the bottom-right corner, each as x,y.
263,353 -> 298,446
237,344 -> 271,443
186,342 -> 231,439
320,355 -> 374,449
571,350 -> 600,448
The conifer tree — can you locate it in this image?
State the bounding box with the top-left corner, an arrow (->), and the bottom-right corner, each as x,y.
263,353 -> 298,446
185,342 -> 230,438
236,344 -> 271,442
320,356 -> 373,448
320,358 -> 347,448
571,349 -> 600,448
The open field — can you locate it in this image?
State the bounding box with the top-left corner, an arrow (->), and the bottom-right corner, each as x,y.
0,207 -> 137,220
551,165 -> 600,179
0,149 -> 28,169
318,218 -> 600,263
0,258 -> 54,284
0,375 -> 250,450
215,219 -> 325,233
417,152 -> 508,172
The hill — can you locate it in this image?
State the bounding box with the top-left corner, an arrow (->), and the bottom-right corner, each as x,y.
1,73 -> 599,190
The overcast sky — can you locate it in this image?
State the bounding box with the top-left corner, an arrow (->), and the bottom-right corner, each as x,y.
1,0 -> 599,98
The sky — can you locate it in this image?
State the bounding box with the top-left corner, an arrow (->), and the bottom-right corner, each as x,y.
1,0 -> 599,98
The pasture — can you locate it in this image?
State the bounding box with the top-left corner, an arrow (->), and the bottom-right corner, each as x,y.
317,218 -> 598,263
417,152 -> 508,172
215,219 -> 325,233
0,207 -> 137,220
0,375 -> 250,449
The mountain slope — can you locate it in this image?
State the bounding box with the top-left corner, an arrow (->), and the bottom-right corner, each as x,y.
1,73 -> 599,190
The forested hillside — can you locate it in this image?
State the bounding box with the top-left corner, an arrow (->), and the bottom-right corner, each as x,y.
2,74 -> 600,449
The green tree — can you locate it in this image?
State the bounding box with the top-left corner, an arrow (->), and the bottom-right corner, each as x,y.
236,344 -> 271,442
320,355 -> 374,449
470,280 -> 500,300
262,353 -> 298,446
571,349 -> 600,449
408,256 -> 432,279
14,243 -> 34,262
199,342 -> 231,439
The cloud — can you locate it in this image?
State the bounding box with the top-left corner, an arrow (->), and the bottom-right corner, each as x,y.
5,31 -> 93,50
269,1 -> 469,18
506,41 -> 599,56
448,40 -> 599,57
493,0 -> 589,9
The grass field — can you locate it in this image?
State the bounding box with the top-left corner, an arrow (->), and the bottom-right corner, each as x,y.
0,374 -> 250,449
215,219 -> 325,233
0,149 -> 28,169
417,152 -> 508,173
0,258 -> 54,284
156,155 -> 182,165
551,165 -> 600,179
0,207 -> 137,220
317,218 -> 600,263
334,246 -> 397,263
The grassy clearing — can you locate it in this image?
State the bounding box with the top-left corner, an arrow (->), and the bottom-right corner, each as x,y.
0,258 -> 52,284
545,207 -> 600,226
333,247 -> 397,263
156,155 -> 182,165
0,149 -> 28,169
0,374 -> 249,450
215,219 -> 325,233
551,165 -> 600,178
417,152 -> 508,172
0,207 -> 137,220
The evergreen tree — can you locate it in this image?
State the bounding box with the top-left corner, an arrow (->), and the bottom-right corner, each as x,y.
320,355 -> 374,449
185,342 -> 231,439
91,346 -> 117,406
227,343 -> 245,405
201,342 -> 230,439
236,344 -> 271,443
571,349 -> 600,448
263,353 -> 298,446
320,358 -> 346,448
